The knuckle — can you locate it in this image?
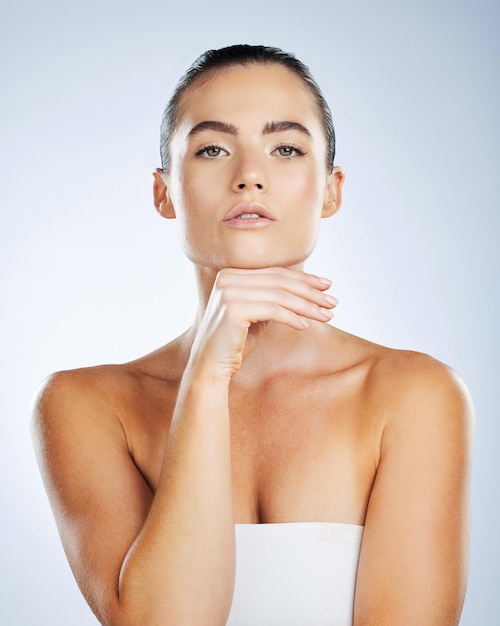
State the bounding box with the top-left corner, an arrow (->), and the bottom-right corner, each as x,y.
266,302 -> 280,317
219,288 -> 235,305
274,288 -> 287,304
224,299 -> 240,315
224,302 -> 246,325
215,270 -> 230,287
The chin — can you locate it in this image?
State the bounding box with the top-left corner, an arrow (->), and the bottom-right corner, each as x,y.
185,240 -> 315,271
220,250 -> 312,270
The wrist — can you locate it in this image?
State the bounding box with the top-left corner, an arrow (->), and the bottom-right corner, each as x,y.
183,358 -> 233,389
177,362 -> 231,420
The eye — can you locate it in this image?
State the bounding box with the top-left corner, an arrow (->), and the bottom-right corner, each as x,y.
195,144 -> 228,158
273,144 -> 306,158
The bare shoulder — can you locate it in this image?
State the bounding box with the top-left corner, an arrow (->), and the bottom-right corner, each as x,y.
367,345 -> 474,430
32,338 -> 184,427
329,328 -> 475,456
371,344 -> 465,384
346,338 -> 476,497
32,363 -> 142,428
31,343 -> 186,500
31,365 -> 141,488
334,327 -> 474,424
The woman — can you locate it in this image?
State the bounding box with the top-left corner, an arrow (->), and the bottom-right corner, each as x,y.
32,45 -> 473,625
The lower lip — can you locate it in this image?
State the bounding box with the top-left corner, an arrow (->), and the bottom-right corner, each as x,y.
222,217 -> 276,229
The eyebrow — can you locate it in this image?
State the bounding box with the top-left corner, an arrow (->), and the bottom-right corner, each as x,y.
187,119 -> 312,139
188,121 -> 238,138
262,120 -> 312,137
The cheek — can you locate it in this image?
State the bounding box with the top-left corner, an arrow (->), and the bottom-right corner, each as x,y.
287,169 -> 326,245
287,166 -> 326,215
181,161 -> 222,205
171,168 -> 209,222
171,176 -> 220,253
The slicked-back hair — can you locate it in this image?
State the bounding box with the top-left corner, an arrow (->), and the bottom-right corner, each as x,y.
160,44 -> 336,173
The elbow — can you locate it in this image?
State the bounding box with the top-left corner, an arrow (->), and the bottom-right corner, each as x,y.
100,593 -> 232,626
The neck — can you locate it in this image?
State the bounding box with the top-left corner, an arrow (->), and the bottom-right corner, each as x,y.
193,266 -> 221,318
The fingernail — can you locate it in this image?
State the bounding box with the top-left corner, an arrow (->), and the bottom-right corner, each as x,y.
325,295 -> 338,306
319,277 -> 332,286
321,308 -> 334,319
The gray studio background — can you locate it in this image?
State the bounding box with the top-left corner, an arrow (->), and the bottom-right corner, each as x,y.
1,0 -> 498,624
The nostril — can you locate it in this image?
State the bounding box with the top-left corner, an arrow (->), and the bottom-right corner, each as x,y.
236,182 -> 263,190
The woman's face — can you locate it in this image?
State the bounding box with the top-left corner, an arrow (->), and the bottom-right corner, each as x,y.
158,63 -> 344,270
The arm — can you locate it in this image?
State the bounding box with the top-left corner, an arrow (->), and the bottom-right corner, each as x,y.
353,357 -> 474,625
32,267 -> 336,626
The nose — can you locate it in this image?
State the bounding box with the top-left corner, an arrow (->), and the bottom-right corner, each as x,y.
231,151 -> 268,192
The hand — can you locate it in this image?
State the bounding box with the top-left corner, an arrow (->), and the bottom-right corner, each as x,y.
189,267 -> 338,378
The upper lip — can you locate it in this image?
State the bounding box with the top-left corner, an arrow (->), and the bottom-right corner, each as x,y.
222,202 -> 277,222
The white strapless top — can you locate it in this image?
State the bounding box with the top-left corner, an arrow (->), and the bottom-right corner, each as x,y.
226,522 -> 363,626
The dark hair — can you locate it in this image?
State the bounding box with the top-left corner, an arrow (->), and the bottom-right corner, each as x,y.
160,44 -> 336,172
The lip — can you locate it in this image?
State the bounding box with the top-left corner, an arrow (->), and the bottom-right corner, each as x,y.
222,202 -> 277,229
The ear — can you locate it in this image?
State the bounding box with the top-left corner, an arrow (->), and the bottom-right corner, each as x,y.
153,168 -> 176,219
322,166 -> 345,218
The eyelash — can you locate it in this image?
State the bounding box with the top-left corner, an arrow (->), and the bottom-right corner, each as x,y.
194,143 -> 307,159
273,143 -> 306,158
195,144 -> 227,158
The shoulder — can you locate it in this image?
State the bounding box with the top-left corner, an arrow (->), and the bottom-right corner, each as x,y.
369,348 -> 473,423
333,328 -> 474,441
31,362 -> 163,451
360,347 -> 475,470
31,366 -> 130,459
33,364 -> 139,417
330,324 -> 472,412
32,341 -> 182,417
31,342 -> 185,447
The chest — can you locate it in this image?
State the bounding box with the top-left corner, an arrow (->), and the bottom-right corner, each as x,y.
129,375 -> 378,525
228,378 -> 376,523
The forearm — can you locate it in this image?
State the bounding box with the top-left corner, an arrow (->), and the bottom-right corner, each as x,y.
117,365 -> 235,626
112,268 -> 336,624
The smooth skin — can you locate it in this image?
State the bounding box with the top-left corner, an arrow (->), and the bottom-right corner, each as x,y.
32,65 -> 474,626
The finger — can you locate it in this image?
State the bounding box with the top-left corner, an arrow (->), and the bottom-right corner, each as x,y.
218,278 -> 338,312
216,270 -> 337,308
222,289 -> 335,324
220,266 -> 332,290
225,300 -> 316,331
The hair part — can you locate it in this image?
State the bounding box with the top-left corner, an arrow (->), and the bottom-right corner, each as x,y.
160,44 -> 336,173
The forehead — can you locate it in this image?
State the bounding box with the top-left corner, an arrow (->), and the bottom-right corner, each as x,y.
176,64 -> 322,133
